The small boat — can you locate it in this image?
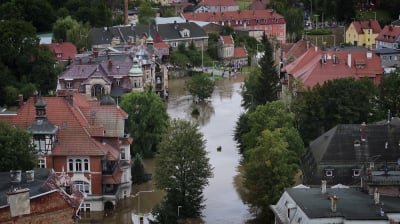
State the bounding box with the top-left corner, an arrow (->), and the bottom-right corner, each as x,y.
217,146 -> 222,152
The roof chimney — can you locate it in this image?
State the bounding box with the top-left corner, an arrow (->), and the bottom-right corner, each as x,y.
330,195 -> 338,212
347,53 -> 352,68
7,188 -> 30,217
26,170 -> 34,182
321,180 -> 327,193
360,122 -> 367,141
374,188 -> 380,205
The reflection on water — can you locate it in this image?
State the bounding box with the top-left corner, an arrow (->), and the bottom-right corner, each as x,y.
80,74 -> 250,224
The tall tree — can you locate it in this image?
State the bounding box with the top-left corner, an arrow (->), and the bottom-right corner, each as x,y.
138,1 -> 156,25
31,45 -> 57,94
120,90 -> 169,158
0,121 -> 36,171
131,153 -> 146,184
242,34 -> 279,110
378,71 -> 400,117
243,128 -> 299,222
151,119 -> 213,223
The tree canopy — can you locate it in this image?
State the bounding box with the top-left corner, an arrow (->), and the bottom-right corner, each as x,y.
138,1 -> 156,25
378,71 -> 400,117
120,90 -> 169,158
151,119 -> 213,223
0,121 -> 36,171
186,73 -> 215,101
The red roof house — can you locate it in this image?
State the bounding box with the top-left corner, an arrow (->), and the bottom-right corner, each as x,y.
0,92 -> 132,213
282,47 -> 384,90
44,42 -> 77,62
217,35 -> 248,65
375,25 -> 400,49
183,9 -> 286,43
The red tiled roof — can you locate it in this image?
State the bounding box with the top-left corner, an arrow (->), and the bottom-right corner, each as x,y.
198,0 -> 237,7
221,35 -> 234,45
284,47 -> 384,88
154,42 -> 170,49
2,93 -> 128,157
234,47 -> 248,58
103,169 -> 123,184
44,42 -> 77,61
282,40 -> 312,64
352,20 -> 382,34
182,9 -> 285,23
375,25 -> 400,43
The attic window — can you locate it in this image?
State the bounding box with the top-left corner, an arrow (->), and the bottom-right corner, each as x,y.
57,53 -> 62,58
354,140 -> 361,147
353,169 -> 361,177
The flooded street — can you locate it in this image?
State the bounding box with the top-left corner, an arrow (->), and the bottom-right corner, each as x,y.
166,74 -> 251,223
80,74 -> 251,224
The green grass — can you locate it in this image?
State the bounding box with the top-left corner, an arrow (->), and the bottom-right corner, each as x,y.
237,1 -> 252,10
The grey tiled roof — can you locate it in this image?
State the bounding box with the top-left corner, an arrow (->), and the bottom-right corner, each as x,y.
0,169 -> 52,207
285,187 -> 400,220
308,120 -> 400,164
135,22 -> 208,41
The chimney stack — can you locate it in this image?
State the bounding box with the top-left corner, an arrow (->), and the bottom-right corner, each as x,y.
374,188 -> 380,205
321,180 -> 327,193
7,188 -> 31,217
347,53 -> 352,68
360,122 -> 366,142
330,195 -> 338,212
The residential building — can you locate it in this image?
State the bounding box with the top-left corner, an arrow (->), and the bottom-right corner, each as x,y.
0,92 -> 132,212
345,20 -> 381,49
281,46 -> 384,91
135,22 -> 209,49
375,25 -> 400,49
182,9 -> 286,43
301,118 -> 400,187
0,169 -> 84,223
44,42 -> 77,64
193,0 -> 239,13
217,35 -> 248,66
271,186 -> 400,224
58,45 -> 169,99
373,48 -> 400,73
183,5 -> 211,13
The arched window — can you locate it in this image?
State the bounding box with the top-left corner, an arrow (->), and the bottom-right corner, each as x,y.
76,159 -> 82,171
84,159 -> 89,171
68,159 -> 74,171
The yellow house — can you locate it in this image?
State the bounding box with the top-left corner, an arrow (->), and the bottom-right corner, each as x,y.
346,20 -> 382,49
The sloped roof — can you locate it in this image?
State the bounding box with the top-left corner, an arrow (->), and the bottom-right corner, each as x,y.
199,0 -> 237,6
234,47 -> 248,58
351,20 -> 382,34
135,22 -> 208,41
220,35 -> 234,45
0,93 -> 128,157
284,188 -> 400,220
90,25 -> 136,46
44,42 -> 77,61
284,47 -> 384,88
309,121 -> 400,164
375,25 -> 400,43
183,9 -> 285,24
281,39 -> 311,64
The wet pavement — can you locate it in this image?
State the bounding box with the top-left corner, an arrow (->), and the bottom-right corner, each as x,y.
79,74 -> 250,224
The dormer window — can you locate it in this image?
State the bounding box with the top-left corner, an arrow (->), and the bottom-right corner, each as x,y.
179,29 -> 190,38
57,53 -> 62,58
353,169 -> 361,177
325,169 -> 334,177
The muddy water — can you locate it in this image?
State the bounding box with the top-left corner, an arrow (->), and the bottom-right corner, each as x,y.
79,74 -> 251,224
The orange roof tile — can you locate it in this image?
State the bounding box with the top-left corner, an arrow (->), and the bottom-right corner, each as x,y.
44,42 -> 77,61
182,9 -> 285,24
376,25 -> 400,43
284,47 -> 384,88
221,35 -> 234,45
234,47 -> 248,58
352,20 -> 382,34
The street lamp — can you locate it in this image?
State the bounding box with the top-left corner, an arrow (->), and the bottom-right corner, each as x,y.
314,14 -> 320,29
132,190 -> 154,215
177,205 -> 182,217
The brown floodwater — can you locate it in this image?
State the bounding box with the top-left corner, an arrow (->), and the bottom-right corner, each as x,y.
80,73 -> 251,224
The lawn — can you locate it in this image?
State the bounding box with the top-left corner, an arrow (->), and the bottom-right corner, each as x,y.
236,0 -> 252,10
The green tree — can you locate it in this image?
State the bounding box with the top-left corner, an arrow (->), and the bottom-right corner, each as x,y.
131,153 -> 146,184
31,45 -> 57,94
243,128 -> 298,222
293,77 -> 380,145
186,73 -> 214,101
379,71 -> 400,117
151,119 -> 213,223
0,121 -> 36,171
120,90 -> 169,158
53,16 -> 80,43
138,1 -> 156,25
53,16 -> 91,50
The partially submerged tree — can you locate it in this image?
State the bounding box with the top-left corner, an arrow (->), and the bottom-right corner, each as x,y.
131,153 -> 146,184
120,90 -> 169,158
151,119 -> 213,223
186,73 -> 214,101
